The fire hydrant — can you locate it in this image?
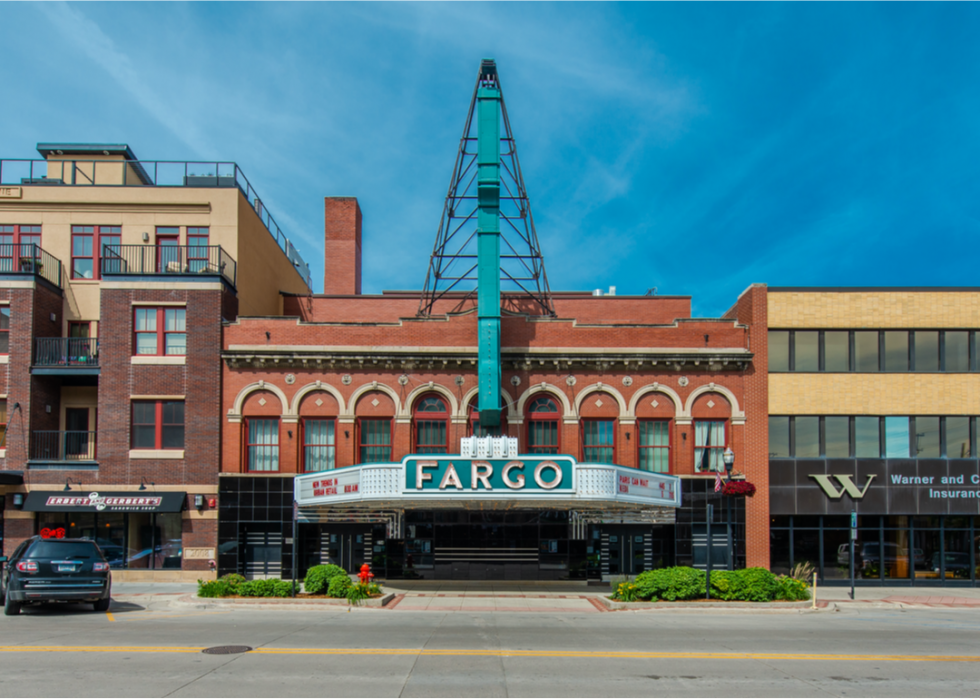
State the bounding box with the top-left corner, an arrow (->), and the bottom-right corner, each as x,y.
358,563 -> 374,585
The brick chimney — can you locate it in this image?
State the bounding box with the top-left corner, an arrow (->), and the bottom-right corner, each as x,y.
323,197 -> 362,295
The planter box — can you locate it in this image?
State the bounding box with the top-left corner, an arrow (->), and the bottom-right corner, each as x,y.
599,596 -> 812,611
190,592 -> 395,608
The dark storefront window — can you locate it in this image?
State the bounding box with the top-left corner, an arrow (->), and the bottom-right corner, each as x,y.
37,512 -> 182,570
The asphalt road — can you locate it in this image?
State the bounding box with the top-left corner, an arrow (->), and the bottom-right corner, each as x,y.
1,602 -> 979,697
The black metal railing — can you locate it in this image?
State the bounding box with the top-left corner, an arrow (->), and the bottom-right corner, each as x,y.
0,158 -> 311,287
0,243 -> 62,287
30,431 -> 97,462
34,337 -> 99,367
100,244 -> 237,286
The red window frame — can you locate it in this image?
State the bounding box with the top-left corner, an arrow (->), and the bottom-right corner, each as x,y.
70,225 -> 119,280
301,417 -> 336,472
526,395 -> 560,454
132,307 -> 186,356
580,419 -> 616,464
244,417 -> 280,472
131,400 -> 184,450
156,227 -> 181,273
0,225 -> 41,272
694,419 -> 728,473
412,395 -> 448,454
358,418 -> 392,463
637,419 -> 671,473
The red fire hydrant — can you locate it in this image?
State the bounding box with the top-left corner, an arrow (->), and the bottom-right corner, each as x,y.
358,563 -> 374,585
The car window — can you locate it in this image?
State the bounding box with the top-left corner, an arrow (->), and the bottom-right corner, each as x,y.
11,540 -> 31,560
27,541 -> 100,559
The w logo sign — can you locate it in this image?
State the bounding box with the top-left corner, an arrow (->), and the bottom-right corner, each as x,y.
809,474 -> 877,500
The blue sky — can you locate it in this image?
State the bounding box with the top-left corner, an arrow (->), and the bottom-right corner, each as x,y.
2,3 -> 979,315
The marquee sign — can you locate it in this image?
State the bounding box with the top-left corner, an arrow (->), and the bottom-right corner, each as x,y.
295,453 -> 682,509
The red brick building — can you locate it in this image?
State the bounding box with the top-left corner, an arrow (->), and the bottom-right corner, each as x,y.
218,198 -> 769,581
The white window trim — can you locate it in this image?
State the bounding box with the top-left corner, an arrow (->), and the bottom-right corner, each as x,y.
131,355 -> 186,365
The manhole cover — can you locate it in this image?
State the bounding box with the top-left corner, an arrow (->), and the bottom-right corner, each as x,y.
202,645 -> 252,655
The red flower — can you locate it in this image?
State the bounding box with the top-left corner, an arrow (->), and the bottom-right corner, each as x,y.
722,480 -> 756,497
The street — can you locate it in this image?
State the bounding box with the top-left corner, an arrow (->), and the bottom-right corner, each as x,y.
1,599 -> 979,697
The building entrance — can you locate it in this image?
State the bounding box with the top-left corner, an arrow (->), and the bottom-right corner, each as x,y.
241,525 -> 282,579
320,525 -> 373,574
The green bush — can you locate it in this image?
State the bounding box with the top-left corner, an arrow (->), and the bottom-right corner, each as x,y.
738,567 -> 778,602
775,575 -> 810,601
238,578 -> 293,598
346,582 -> 370,606
708,570 -> 746,601
327,574 -> 353,598
634,567 -> 705,601
198,579 -> 234,598
612,581 -> 641,602
304,564 -> 348,595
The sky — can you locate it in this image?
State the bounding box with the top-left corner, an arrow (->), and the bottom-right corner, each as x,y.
2,2 -> 979,316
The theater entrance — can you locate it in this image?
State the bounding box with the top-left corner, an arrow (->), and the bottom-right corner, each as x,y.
320,525 -> 374,574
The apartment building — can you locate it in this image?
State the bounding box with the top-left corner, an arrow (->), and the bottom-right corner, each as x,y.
0,143 -> 310,581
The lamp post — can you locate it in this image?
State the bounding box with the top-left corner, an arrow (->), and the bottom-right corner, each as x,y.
723,447 -> 735,571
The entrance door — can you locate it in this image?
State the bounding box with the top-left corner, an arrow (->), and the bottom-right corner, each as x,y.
602,527 -> 651,577
156,233 -> 181,273
64,408 -> 90,460
242,529 -> 282,579
321,527 -> 372,573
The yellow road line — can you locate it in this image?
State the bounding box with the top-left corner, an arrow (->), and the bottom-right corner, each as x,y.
105,612 -> 115,623
0,646 -> 977,663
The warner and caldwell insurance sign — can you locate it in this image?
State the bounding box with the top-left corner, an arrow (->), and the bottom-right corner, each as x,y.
295,455 -> 681,508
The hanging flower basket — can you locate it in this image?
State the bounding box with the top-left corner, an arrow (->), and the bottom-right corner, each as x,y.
722,480 -> 756,497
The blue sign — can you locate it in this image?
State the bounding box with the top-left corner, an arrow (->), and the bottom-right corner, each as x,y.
404,456 -> 575,493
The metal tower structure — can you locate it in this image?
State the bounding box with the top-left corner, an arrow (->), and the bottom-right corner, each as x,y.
418,59 -> 555,428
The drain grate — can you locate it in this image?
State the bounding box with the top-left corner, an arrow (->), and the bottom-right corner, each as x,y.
202,645 -> 253,655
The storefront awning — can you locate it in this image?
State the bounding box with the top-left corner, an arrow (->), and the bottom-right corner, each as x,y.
0,471 -> 24,486
23,491 -> 186,513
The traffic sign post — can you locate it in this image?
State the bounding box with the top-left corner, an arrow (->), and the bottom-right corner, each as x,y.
849,510 -> 856,600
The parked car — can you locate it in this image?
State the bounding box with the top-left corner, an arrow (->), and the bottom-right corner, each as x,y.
0,536 -> 112,615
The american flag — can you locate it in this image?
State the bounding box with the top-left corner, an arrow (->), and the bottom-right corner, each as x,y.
714,469 -> 723,493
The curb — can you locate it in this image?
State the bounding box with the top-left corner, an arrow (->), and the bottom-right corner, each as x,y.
171,592 -> 396,610
597,596 -> 815,612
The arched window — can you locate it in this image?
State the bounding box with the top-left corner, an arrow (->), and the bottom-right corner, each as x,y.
413,395 -> 448,454
468,399 -> 505,437
526,395 -> 559,454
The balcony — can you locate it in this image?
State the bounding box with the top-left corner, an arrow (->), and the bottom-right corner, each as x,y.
33,338 -> 99,376
101,244 -> 237,287
29,431 -> 98,469
0,243 -> 62,288
0,158 -> 310,287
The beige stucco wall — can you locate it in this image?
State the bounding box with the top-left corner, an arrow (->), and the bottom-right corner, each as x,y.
0,180 -> 310,325
60,386 -> 98,431
768,291 -> 980,329
769,373 -> 980,415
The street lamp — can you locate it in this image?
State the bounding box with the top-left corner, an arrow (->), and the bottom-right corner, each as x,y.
722,447 -> 735,570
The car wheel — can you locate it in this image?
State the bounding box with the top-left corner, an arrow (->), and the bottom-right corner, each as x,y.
93,598 -> 111,612
4,595 -> 20,616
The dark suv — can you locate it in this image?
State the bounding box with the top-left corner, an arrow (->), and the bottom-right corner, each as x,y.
0,537 -> 112,615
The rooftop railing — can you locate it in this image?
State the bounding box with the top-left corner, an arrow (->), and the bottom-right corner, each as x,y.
101,244 -> 237,287
0,158 -> 311,288
0,243 -> 62,288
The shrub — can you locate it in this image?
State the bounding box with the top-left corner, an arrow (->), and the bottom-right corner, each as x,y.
238,578 -> 293,598
738,567 -> 779,602
612,581 -> 641,602
367,582 -> 383,596
304,564 -> 348,595
634,567 -> 705,601
198,579 -> 234,598
708,570 -> 747,601
775,575 -> 810,601
346,582 -> 370,606
220,573 -> 246,587
327,574 -> 353,598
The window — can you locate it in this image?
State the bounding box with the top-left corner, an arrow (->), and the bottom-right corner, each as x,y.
156,227 -> 181,273
914,331 -> 939,372
854,331 -> 879,372
945,332 -> 970,372
0,399 -> 6,448
884,417 -> 910,458
0,225 -> 41,273
769,416 -> 790,458
71,225 -> 120,279
413,396 -> 448,454
131,401 -> 184,449
825,417 -> 850,458
302,419 -> 335,472
359,419 -> 391,463
824,331 -> 849,371
794,331 -> 819,372
0,307 -> 9,354
582,420 -> 615,464
946,416 -> 971,458
638,420 -> 670,472
187,227 -> 209,273
795,417 -> 819,458
883,331 -> 909,372
468,400 -> 502,437
526,396 -> 559,454
694,420 -> 725,472
855,417 -> 881,457
768,331 -> 789,372
133,307 -> 186,355
913,417 -> 940,458
246,418 -> 279,471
